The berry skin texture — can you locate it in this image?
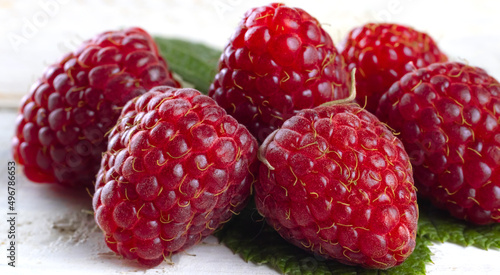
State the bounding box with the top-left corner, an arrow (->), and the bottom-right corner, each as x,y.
377,62 -> 500,225
209,3 -> 349,142
93,86 -> 258,267
256,104 -> 418,269
12,27 -> 179,187
340,23 -> 447,113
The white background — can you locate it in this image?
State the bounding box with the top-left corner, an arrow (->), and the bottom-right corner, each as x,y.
1,0 -> 500,274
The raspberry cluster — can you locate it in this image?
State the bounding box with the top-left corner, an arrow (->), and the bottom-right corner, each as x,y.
12,27 -> 179,187
12,1 -> 500,271
256,105 -> 418,269
209,3 -> 349,142
93,86 -> 258,266
340,23 -> 448,113
377,62 -> 500,224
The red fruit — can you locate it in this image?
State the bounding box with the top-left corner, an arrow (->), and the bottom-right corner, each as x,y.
256,104 -> 418,269
209,3 -> 349,142
377,62 -> 500,225
12,27 -> 179,187
340,23 -> 447,113
93,86 -> 258,267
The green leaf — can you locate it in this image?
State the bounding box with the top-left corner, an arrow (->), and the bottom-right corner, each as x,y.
418,201 -> 500,250
216,203 -> 432,275
154,37 -> 222,94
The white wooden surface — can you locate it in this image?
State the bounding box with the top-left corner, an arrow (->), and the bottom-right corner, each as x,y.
1,0 -> 500,274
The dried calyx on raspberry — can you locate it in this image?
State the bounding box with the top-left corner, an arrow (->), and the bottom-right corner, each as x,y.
93,86 -> 259,267
209,2 -> 349,143
12,27 -> 179,187
256,70 -> 418,269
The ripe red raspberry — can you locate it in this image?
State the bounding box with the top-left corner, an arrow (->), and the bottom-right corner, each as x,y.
209,3 -> 349,142
340,23 -> 447,113
256,104 -> 418,269
377,62 -> 500,225
12,27 -> 179,187
93,86 -> 258,267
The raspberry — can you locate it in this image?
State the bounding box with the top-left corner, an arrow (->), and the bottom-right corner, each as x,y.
209,3 -> 349,142
340,23 -> 447,113
93,86 -> 258,267
377,62 -> 500,225
256,104 -> 418,269
12,27 -> 179,187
